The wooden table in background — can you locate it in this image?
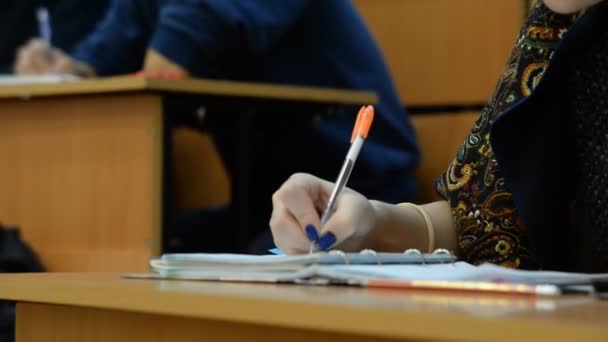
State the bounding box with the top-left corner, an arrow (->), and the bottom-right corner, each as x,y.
0,76 -> 375,272
0,273 -> 607,342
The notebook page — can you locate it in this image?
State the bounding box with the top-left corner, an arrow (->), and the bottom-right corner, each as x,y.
316,262 -> 482,282
159,253 -> 319,266
316,262 -> 608,285
153,265 -> 320,282
157,251 -> 454,267
476,263 -> 608,285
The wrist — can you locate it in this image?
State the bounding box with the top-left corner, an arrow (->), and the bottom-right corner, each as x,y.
367,200 -> 388,249
73,61 -> 96,77
397,203 -> 435,252
368,200 -> 429,251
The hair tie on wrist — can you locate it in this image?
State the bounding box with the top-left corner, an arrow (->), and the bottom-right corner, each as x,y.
398,203 -> 435,252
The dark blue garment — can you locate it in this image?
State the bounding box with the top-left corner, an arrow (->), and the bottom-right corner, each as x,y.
72,0 -> 420,251
0,0 -> 110,73
491,1 -> 608,272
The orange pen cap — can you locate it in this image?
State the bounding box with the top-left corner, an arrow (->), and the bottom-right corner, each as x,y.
350,105 -> 375,143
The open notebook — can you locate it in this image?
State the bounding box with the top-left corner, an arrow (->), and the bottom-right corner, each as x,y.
142,250 -> 608,291
149,249 -> 454,282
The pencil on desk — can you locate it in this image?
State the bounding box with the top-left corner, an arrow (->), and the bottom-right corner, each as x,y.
365,279 -> 561,297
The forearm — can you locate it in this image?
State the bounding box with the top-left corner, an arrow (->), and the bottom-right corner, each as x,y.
71,60 -> 97,77
70,0 -> 152,76
368,200 -> 458,253
543,0 -> 603,13
143,49 -> 189,74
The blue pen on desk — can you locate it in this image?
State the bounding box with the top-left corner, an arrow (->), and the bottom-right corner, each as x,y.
36,6 -> 53,64
309,105 -> 375,253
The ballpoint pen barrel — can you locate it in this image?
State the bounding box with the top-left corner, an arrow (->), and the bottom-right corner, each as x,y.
310,157 -> 354,253
320,158 -> 354,226
308,105 -> 373,254
36,7 -> 53,64
319,134 -> 364,227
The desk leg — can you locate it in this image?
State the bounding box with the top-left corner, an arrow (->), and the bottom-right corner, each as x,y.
15,302 -> 403,342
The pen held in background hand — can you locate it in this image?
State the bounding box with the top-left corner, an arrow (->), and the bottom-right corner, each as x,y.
309,105 -> 375,253
36,6 -> 53,65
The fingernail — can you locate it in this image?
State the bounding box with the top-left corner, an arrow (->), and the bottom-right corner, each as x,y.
318,232 -> 336,251
305,224 -> 319,242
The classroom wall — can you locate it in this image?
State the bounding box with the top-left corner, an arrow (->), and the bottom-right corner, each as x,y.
353,0 -> 526,106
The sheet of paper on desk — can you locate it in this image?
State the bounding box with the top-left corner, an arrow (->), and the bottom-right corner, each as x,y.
0,74 -> 80,85
315,263 -> 608,285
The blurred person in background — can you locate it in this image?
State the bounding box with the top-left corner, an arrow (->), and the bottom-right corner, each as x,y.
14,0 -> 421,254
0,0 -> 109,73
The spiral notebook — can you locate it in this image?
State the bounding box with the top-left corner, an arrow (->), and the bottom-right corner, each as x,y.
139,249 -> 608,295
148,249 -> 456,282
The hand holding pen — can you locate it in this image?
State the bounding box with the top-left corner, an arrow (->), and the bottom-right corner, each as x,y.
310,105 -> 375,252
14,7 -> 95,76
270,106 -> 376,254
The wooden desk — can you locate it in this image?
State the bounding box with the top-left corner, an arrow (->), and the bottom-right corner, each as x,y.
0,77 -> 375,272
0,273 -> 607,342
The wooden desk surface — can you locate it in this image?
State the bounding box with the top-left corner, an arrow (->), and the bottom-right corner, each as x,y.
0,76 -> 377,105
1,273 -> 607,341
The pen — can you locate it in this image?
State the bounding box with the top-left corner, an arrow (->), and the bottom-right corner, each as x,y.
36,6 -> 53,64
309,105 -> 375,253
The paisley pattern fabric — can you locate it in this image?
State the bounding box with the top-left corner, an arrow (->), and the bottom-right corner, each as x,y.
435,2 -> 580,269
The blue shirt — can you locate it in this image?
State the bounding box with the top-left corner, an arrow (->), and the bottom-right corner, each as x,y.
72,0 -> 420,224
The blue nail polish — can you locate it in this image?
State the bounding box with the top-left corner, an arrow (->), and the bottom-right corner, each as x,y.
305,224 -> 319,242
318,232 -> 336,251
